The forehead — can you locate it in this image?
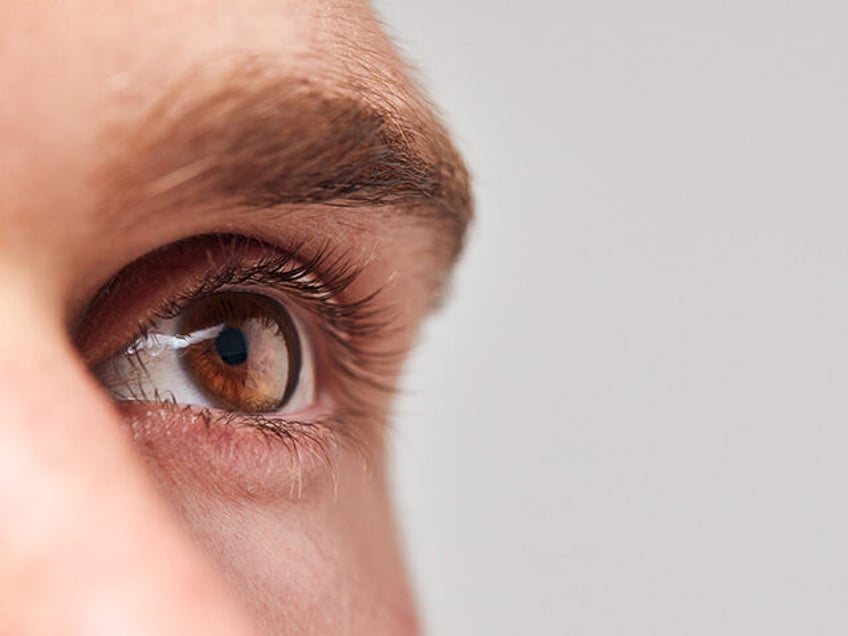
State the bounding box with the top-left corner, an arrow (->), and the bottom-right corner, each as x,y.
0,0 -> 407,143
0,1 -> 441,259
0,1 -> 394,88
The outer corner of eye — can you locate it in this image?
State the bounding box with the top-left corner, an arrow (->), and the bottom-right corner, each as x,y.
95,290 -> 316,417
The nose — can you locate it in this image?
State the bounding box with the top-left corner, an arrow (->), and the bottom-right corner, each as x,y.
0,270 -> 253,635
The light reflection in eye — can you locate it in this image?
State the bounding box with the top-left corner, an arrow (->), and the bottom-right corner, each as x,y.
96,291 -> 315,415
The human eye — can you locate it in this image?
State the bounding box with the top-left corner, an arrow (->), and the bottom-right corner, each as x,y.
73,234 -> 389,496
96,289 -> 316,415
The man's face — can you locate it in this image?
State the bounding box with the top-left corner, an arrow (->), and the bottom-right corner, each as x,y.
0,2 -> 469,633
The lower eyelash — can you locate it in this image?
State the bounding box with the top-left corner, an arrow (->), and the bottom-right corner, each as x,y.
118,400 -> 346,500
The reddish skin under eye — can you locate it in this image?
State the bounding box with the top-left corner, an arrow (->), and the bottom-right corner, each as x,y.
118,400 -> 340,504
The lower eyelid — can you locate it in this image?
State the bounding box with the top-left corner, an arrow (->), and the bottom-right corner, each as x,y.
118,401 -> 341,503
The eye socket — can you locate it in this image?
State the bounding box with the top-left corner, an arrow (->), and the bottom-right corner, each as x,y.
96,290 -> 315,415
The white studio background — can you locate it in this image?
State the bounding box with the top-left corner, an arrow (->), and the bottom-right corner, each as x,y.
375,2 -> 848,635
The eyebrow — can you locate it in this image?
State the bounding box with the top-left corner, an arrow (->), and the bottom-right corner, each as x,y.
99,61 -> 472,261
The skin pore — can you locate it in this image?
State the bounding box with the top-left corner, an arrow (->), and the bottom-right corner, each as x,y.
0,2 -> 470,634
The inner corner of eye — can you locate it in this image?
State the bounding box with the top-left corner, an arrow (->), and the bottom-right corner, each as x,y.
97,290 -> 315,416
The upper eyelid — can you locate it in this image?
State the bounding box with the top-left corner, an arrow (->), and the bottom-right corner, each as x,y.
142,246 -> 381,347
74,234 -> 392,384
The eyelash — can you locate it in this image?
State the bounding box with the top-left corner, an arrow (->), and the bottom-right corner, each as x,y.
95,234 -> 397,453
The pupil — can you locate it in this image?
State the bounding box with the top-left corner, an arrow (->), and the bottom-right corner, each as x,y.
215,327 -> 248,366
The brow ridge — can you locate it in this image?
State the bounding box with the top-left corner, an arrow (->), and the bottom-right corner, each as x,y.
100,63 -> 472,257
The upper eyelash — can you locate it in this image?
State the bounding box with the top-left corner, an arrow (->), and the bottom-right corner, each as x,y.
126,234 -> 402,407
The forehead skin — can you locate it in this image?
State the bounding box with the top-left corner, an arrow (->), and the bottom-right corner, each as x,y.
0,0 -> 462,287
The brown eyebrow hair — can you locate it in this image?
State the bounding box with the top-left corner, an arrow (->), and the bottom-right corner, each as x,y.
99,61 -> 473,260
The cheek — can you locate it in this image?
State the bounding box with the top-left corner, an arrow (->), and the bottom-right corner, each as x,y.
142,450 -> 419,635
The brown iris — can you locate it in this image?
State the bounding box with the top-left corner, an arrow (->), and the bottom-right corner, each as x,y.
178,292 -> 301,413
